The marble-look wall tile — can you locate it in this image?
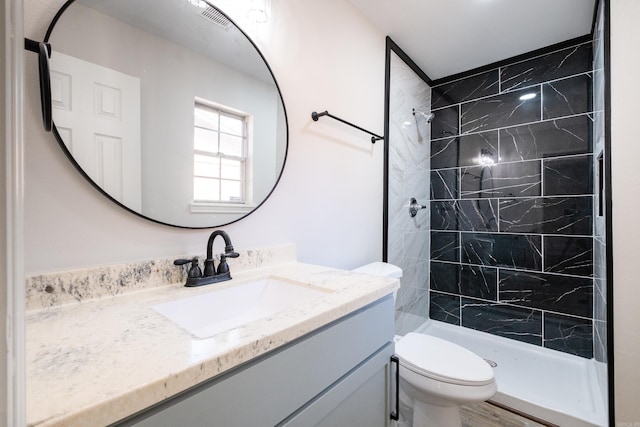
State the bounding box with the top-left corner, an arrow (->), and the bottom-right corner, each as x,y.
402,259 -> 430,289
499,270 -> 593,318
389,124 -> 431,172
430,261 -> 498,300
593,235 -> 607,279
431,200 -> 499,232
544,236 -> 593,277
499,196 -> 593,235
396,284 -> 430,318
593,69 -> 606,121
594,319 -> 607,363
591,2 -> 608,408
431,231 -> 460,262
462,233 -> 542,271
457,132 -> 499,167
461,298 -> 543,345
430,130 -> 505,170
500,115 -> 592,162
432,70 -> 500,109
431,169 -> 458,200
458,199 -> 499,232
593,276 -> 607,374
387,154 -> 431,235
459,265 -> 498,300
460,87 -> 541,134
594,278 -> 606,322
431,201 -> 458,231
431,105 -> 459,139
388,51 -> 432,333
431,137 -> 459,169
395,312 -> 430,336
592,70 -> 606,153
544,155 -> 593,196
404,230 -> 432,263
544,312 -> 593,358
500,43 -> 592,92
430,291 -> 461,325
425,40 -> 598,358
395,284 -> 416,314
393,256 -> 430,334
430,261 -> 459,293
591,4 -> 607,377
543,74 -> 592,119
461,161 -> 541,198
593,5 -> 605,74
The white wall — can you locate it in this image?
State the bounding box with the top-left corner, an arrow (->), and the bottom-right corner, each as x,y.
611,0 -> 640,424
23,0 -> 386,274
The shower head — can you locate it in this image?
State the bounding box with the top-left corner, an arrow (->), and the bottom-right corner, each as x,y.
413,108 -> 435,123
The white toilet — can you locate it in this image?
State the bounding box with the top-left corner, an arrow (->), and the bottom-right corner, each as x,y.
352,262 -> 497,427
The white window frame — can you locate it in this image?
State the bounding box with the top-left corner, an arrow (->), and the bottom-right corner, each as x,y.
190,97 -> 255,214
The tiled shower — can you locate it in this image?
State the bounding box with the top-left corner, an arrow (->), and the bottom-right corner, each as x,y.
428,38 -> 599,358
389,30 -> 607,363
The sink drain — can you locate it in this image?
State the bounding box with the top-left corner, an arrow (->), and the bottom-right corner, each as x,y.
484,359 -> 497,368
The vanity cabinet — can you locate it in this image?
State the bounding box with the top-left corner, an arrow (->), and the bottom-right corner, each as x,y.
114,295 -> 395,427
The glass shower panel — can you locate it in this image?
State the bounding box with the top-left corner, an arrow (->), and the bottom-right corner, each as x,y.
386,50 -> 432,335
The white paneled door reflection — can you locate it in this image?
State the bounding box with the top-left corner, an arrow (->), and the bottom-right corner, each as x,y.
50,52 -> 141,210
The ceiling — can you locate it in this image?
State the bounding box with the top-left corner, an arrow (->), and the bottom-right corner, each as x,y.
75,0 -> 273,83
349,0 -> 597,81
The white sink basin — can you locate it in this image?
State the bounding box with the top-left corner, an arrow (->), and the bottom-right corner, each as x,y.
153,277 -> 330,338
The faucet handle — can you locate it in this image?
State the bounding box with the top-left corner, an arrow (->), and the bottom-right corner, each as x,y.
217,254 -> 230,275
174,257 -> 202,278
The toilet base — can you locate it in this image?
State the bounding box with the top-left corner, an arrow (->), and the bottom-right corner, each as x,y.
413,400 -> 462,427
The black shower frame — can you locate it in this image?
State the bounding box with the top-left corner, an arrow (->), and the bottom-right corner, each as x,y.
602,0 -> 614,424
382,1 -> 614,422
382,37 -> 431,263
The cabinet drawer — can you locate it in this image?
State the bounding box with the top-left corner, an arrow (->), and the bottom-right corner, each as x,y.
281,342 -> 394,427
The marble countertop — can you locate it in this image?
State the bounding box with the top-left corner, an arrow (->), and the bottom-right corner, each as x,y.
26,262 -> 398,427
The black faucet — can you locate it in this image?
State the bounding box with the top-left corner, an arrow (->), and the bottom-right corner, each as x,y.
174,230 -> 240,287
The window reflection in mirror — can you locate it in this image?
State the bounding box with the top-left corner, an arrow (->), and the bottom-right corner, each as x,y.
193,100 -> 251,209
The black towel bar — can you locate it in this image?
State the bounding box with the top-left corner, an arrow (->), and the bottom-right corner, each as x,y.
311,110 -> 384,144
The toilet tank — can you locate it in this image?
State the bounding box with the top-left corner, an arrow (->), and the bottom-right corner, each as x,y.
352,262 -> 402,279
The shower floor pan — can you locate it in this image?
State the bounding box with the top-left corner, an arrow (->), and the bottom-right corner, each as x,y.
416,320 -> 608,427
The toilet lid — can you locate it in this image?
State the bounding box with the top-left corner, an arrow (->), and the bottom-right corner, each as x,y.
395,333 -> 494,386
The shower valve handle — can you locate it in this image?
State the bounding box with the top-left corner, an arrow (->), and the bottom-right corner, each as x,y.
409,197 -> 427,218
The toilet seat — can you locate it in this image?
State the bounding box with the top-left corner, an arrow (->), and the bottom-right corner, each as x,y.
395,333 -> 494,386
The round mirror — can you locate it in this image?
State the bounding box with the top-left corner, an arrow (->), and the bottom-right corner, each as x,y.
44,0 -> 288,228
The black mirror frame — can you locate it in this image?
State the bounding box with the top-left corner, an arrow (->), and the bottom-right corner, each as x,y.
34,0 -> 289,230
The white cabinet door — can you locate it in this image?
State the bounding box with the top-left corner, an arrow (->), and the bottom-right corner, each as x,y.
50,51 -> 142,210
